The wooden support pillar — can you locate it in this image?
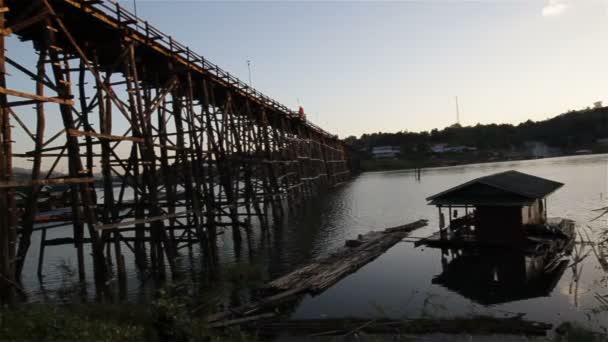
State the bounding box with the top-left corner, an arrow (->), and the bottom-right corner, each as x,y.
15,49 -> 47,278
0,0 -> 17,299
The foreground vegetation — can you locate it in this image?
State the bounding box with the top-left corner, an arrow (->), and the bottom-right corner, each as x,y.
0,302 -> 605,341
0,297 -> 262,341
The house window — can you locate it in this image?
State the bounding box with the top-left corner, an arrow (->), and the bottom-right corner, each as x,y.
528,206 -> 532,219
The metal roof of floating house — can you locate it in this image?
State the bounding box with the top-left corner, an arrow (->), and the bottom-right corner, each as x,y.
426,170 -> 564,207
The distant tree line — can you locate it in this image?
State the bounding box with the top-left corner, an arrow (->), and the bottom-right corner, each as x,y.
344,107 -> 608,155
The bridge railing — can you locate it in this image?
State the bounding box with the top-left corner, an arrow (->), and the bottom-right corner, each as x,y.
73,0 -> 338,140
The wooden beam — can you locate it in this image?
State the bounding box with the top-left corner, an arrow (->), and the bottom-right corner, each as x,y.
0,86 -> 73,105
68,128 -> 189,151
2,8 -> 49,36
0,177 -> 94,189
68,128 -> 144,143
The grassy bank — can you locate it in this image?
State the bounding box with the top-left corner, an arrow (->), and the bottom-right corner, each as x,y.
4,301 -> 608,341
0,302 -> 261,341
1,304 -> 606,341
0,262 -> 269,341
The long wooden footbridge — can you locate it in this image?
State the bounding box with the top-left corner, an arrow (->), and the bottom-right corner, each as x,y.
0,0 -> 351,295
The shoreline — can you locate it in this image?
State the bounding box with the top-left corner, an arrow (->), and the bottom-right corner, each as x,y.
358,152 -> 608,174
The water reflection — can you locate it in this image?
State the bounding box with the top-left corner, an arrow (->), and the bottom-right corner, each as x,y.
432,248 -> 569,306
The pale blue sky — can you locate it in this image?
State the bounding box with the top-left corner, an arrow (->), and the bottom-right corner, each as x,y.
112,0 -> 608,138
12,0 -> 608,140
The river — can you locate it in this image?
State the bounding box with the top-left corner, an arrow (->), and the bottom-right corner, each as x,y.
19,154 -> 608,331
278,154 -> 608,330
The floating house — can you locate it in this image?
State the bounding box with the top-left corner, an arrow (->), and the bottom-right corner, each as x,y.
425,170 -> 565,245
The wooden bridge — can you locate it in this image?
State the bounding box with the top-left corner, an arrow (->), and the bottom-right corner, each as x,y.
0,0 -> 351,296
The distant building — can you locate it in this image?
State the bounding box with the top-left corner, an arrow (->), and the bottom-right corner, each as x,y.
431,144 -> 449,153
594,101 -> 603,109
446,145 -> 477,153
371,146 -> 400,158
596,137 -> 608,145
431,143 -> 476,153
523,141 -> 560,158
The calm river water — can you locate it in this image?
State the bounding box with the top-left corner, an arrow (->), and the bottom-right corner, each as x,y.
20,154 -> 608,330
278,154 -> 608,330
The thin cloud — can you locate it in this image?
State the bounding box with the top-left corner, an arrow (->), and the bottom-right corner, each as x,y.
542,0 -> 569,17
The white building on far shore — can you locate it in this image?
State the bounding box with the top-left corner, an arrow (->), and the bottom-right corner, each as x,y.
371,146 -> 400,158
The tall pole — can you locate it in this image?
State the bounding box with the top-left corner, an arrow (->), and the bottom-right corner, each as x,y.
133,0 -> 137,16
455,96 -> 460,125
247,60 -> 252,88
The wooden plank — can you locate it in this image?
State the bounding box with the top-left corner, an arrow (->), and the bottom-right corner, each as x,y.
0,86 -> 73,105
68,128 -> 144,143
2,9 -> 49,36
7,99 -> 40,107
0,177 -> 94,188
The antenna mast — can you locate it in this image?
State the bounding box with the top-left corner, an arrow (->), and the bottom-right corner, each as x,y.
455,96 -> 461,125
247,60 -> 252,87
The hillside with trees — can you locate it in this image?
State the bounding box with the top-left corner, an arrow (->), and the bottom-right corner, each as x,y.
345,106 -> 608,171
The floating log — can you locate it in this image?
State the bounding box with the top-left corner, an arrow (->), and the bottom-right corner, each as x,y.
264,219 -> 428,294
204,286 -> 308,324
251,316 -> 553,336
207,313 -> 277,329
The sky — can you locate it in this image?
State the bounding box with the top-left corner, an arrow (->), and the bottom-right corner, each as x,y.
105,0 -> 608,138
6,0 -> 608,142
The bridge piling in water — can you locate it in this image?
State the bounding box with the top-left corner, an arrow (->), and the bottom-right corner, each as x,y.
0,0 -> 352,296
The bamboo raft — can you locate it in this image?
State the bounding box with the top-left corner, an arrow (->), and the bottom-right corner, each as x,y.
206,219 -> 428,326
265,219 -> 428,294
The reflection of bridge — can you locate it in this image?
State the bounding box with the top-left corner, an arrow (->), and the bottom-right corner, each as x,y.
0,0 -> 351,295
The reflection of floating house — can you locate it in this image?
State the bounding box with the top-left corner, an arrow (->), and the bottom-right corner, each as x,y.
420,170 -> 573,247
432,249 -> 569,305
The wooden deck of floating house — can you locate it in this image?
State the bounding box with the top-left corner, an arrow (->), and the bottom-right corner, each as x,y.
416,218 -> 575,255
